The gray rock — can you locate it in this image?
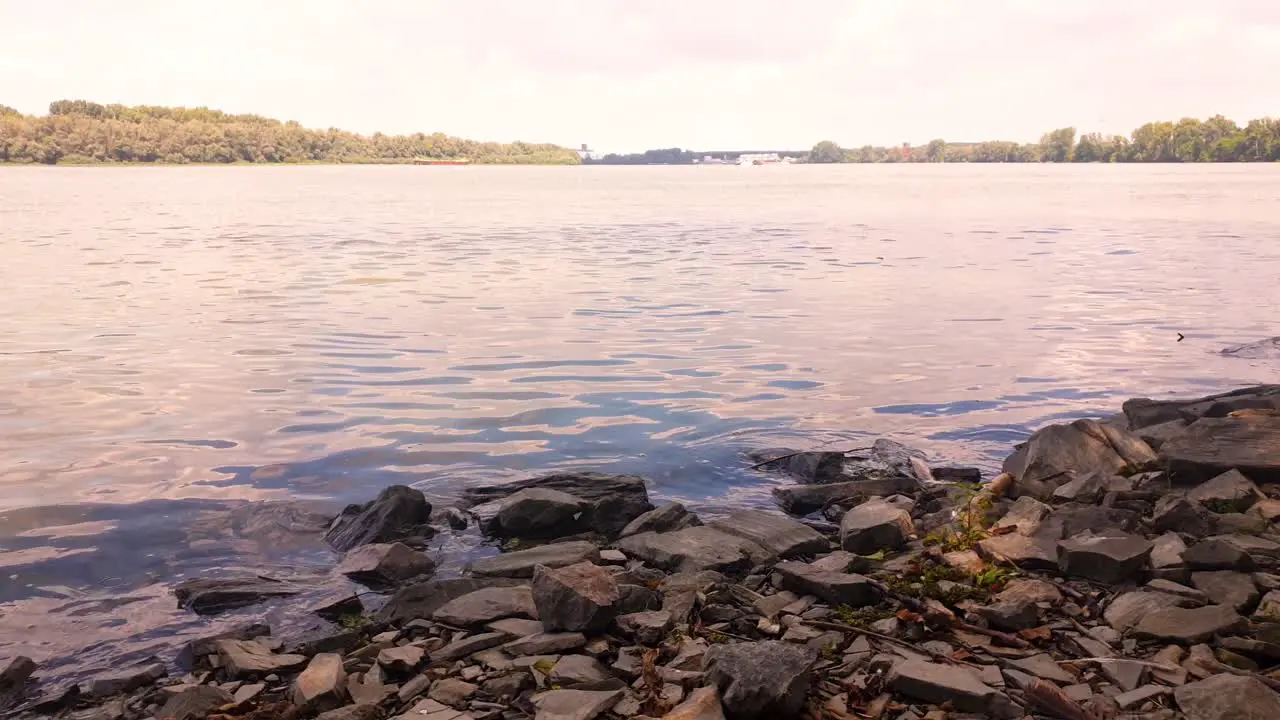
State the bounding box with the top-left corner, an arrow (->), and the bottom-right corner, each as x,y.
1138,419 -> 1190,450
773,476 -> 918,516
840,497 -> 914,553
377,645 -> 425,673
616,610 -> 673,645
1100,658 -> 1148,692
1114,684 -> 1170,710
1009,653 -> 1074,684
532,561 -> 620,632
433,585 -> 536,626
397,675 -> 432,704
462,472 -> 653,538
708,509 -> 830,559
977,531 -> 1059,571
662,686 -> 725,720
1188,469 -> 1262,512
974,600 -> 1041,631
1014,419 -> 1155,499
703,641 -> 816,719
1151,532 -> 1190,579
347,674 -> 395,705
494,487 -> 590,539
599,549 -> 627,564
1132,604 -> 1246,643
888,659 -> 1018,718
398,698 -> 480,720
232,683 -> 267,704
996,578 -> 1063,605
173,577 -> 300,615
749,448 -> 848,483
1057,533 -> 1152,584
315,705 -> 380,720
85,661 -> 166,697
1104,591 -> 1197,632
1123,386 -> 1280,428
529,688 -> 624,720
1190,571 -> 1260,612
307,592 -> 364,621
549,655 -> 612,687
336,542 -> 436,587
324,484 -> 433,551
772,560 -> 879,607
501,631 -> 585,656
482,672 -> 532,700
663,570 -> 727,625
1254,589 -> 1280,620
1146,578 -> 1209,602
428,678 -> 477,707
0,656 -> 36,693
1174,673 -> 1280,720
618,526 -> 767,574
615,583 -> 662,615
1152,496 -> 1214,537
156,686 -> 234,720
377,577 -> 523,624
1161,414 -> 1280,484
432,632 -> 511,662
619,502 -> 701,538
468,541 -> 601,578
291,653 -> 347,710
1051,472 -> 1109,504
1184,537 -> 1256,571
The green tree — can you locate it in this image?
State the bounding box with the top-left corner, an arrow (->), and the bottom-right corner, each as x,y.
925,138 -> 947,162
1039,127 -> 1076,162
808,140 -> 845,163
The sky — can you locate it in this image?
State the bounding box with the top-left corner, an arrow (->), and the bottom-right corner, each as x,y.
2,0 -> 1278,152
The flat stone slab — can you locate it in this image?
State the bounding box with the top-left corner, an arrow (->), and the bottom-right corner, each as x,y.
1174,674 -> 1280,720
1057,533 -> 1152,584
888,659 -> 1017,718
467,541 -> 601,578
1161,415 -> 1280,483
432,586 -> 537,626
1104,591 -> 1197,632
773,477 -> 914,516
708,509 -> 830,559
618,526 -> 768,574
1131,603 -> 1246,644
772,560 -> 879,607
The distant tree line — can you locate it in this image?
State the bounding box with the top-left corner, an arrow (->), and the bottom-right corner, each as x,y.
808,115 -> 1280,164
583,148 -> 700,165
0,100 -> 581,165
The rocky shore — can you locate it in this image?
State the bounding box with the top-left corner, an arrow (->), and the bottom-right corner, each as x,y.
5,385 -> 1280,720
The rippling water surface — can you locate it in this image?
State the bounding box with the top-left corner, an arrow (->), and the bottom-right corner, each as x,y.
2,164 -> 1278,681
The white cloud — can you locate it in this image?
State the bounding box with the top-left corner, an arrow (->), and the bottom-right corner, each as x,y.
1,0 -> 1276,151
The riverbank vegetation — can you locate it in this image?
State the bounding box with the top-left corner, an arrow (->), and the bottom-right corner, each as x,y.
0,100 -> 581,165
809,115 -> 1280,163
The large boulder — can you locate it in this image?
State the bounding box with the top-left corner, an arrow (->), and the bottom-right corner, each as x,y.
433,586 -> 537,626
335,542 -> 436,587
493,488 -> 590,539
619,502 -> 701,538
1174,673 -> 1280,720
324,485 -> 433,552
703,641 -> 816,719
462,472 -> 653,538
1161,414 -> 1280,483
617,526 -> 767,574
1190,571 -> 1260,612
468,541 -> 600,578
839,497 -> 914,553
1012,419 -> 1156,499
174,577 -> 300,615
532,561 -> 620,632
216,640 -> 308,678
708,509 -> 830,559
1057,533 -> 1152,584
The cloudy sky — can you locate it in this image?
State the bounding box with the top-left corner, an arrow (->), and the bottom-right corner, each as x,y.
3,0 -> 1277,152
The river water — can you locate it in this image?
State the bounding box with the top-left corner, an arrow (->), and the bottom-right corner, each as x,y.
1,164 -> 1278,682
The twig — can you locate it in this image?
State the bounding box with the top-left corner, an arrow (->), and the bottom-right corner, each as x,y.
750,444 -> 873,471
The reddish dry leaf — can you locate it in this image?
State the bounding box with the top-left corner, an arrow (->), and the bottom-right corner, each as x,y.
1019,626 -> 1053,642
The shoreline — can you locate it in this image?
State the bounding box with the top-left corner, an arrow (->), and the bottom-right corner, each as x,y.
4,384 -> 1280,719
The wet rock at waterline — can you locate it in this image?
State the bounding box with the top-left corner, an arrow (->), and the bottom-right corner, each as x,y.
324,484 -> 434,552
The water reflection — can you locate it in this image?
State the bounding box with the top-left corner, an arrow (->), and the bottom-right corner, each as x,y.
1,163 -> 1278,678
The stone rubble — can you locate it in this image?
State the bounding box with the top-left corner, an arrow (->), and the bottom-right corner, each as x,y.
11,387 -> 1280,720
